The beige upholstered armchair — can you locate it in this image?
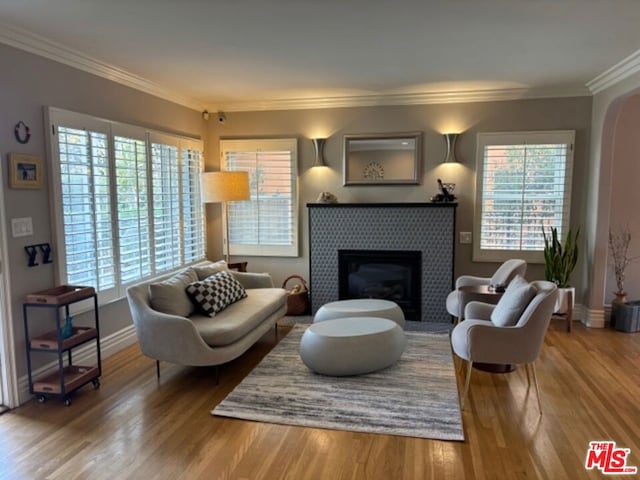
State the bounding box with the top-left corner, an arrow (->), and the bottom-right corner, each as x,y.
450,280 -> 558,413
446,258 -> 527,321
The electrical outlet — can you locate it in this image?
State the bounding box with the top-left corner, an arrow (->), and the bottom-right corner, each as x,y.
460,231 -> 472,244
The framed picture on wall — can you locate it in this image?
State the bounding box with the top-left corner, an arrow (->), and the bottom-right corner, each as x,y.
8,153 -> 43,189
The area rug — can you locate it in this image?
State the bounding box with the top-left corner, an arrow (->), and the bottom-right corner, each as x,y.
212,325 -> 464,441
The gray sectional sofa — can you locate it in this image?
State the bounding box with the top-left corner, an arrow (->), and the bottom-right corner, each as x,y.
126,260 -> 287,376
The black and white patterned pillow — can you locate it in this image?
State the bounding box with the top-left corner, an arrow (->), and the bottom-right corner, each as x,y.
185,270 -> 247,316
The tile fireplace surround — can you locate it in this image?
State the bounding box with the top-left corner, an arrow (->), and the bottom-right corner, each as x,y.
308,203 -> 456,323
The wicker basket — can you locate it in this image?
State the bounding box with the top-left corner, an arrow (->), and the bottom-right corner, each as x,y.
282,275 -> 309,316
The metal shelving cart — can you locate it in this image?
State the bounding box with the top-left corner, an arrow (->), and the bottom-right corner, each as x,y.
23,285 -> 101,406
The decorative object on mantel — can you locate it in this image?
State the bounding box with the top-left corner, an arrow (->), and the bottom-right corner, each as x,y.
24,243 -> 53,267
316,191 -> 338,203
14,120 -> 31,144
8,153 -> 43,189
311,138 -> 327,167
608,226 -> 639,305
430,178 -> 457,202
343,132 -> 422,185
443,133 -> 460,163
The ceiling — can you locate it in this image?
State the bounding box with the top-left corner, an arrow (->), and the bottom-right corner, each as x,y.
1,0 -> 640,112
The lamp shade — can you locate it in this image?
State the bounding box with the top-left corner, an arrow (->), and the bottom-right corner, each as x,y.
443,133 -> 459,163
200,171 -> 250,203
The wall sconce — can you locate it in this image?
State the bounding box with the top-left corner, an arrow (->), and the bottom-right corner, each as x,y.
312,138 -> 327,167
443,133 -> 460,163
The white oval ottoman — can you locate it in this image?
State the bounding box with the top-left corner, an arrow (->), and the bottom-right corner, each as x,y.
313,299 -> 406,328
299,317 -> 407,376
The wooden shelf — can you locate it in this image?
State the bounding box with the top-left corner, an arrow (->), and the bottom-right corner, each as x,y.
30,327 -> 97,351
25,285 -> 95,305
33,365 -> 99,395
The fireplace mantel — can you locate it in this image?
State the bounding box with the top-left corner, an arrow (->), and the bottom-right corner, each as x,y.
308,202 -> 456,323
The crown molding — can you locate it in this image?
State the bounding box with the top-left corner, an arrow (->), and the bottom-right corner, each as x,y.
212,86 -> 591,112
0,22 -> 204,111
587,49 -> 640,94
0,22 -> 594,114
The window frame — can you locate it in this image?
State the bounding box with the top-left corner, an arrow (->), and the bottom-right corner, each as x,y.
473,130 -> 575,264
220,138 -> 299,258
46,107 -> 205,304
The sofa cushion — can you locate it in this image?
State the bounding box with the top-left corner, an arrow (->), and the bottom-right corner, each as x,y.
186,270 -> 247,316
149,268 -> 198,317
190,288 -> 288,346
193,260 -> 228,281
490,275 -> 536,327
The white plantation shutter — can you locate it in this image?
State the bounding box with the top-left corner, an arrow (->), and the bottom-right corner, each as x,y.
48,108 -> 205,303
150,135 -> 181,272
221,138 -> 298,257
58,125 -> 116,292
181,144 -> 205,263
474,131 -> 574,263
113,126 -> 150,284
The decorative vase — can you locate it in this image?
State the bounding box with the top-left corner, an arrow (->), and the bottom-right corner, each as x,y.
613,291 -> 627,305
61,315 -> 73,339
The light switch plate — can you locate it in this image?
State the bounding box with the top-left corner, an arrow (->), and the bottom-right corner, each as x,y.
460,231 -> 472,244
11,217 -> 33,237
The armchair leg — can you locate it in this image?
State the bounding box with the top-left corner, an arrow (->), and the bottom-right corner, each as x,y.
531,362 -> 543,415
156,360 -> 160,379
461,361 -> 473,409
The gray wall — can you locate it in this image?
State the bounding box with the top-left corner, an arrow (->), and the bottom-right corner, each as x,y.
0,43 -> 204,380
207,97 -> 593,298
607,94 -> 640,302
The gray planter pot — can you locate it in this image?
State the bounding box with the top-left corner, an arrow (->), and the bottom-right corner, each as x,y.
611,301 -> 640,332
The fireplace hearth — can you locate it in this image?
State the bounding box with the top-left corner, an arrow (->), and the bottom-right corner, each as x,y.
339,250 -> 421,320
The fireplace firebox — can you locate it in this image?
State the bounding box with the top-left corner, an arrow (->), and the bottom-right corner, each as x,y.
338,250 -> 422,321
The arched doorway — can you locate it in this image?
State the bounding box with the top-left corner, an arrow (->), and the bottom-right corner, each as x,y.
585,79 -> 640,326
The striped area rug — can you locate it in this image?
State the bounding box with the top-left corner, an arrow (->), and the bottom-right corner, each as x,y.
212,325 -> 464,441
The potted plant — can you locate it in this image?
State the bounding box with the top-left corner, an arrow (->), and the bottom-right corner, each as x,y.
608,226 -> 640,332
542,226 -> 580,313
608,226 -> 637,303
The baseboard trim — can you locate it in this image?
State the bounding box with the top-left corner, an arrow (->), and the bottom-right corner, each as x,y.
583,307 -> 606,328
17,324 -> 138,405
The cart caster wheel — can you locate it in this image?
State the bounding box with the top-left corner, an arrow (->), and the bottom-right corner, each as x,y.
92,379 -> 100,389
63,398 -> 71,407
37,395 -> 46,404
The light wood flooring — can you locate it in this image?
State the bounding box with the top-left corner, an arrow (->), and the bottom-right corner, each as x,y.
0,319 -> 639,480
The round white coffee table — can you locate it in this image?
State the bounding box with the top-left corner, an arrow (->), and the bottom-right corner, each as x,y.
313,299 -> 405,327
299,317 -> 406,376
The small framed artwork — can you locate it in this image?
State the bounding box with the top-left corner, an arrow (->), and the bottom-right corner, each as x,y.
8,153 -> 43,189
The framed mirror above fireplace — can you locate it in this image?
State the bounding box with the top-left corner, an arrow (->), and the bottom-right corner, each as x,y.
343,132 -> 422,185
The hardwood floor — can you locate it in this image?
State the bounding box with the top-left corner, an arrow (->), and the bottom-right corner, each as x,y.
0,320 -> 638,480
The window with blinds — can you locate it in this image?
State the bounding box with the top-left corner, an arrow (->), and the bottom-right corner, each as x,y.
48,108 -> 205,303
220,138 -> 298,257
474,131 -> 575,263
58,126 -> 116,292
114,133 -> 150,284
